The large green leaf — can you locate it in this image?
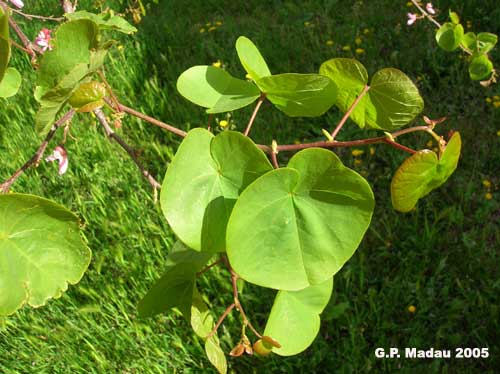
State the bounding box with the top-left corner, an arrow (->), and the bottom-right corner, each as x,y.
191,288 -> 227,374
37,20 -> 99,92
469,54 -> 493,81
476,32 -> 498,54
435,22 -> 464,52
0,7 -> 10,82
226,148 -> 374,291
137,241 -> 212,319
66,11 -> 137,34
264,278 -> 333,356
161,129 -> 272,252
177,66 -> 260,113
0,67 -> 21,98
320,59 -> 423,131
0,194 -> 91,316
235,36 -> 271,81
256,73 -> 337,117
391,132 -> 461,212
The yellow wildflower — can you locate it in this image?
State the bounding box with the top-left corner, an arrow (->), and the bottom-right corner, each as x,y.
304,21 -> 311,27
352,149 -> 364,157
199,28 -> 206,33
212,60 -> 222,68
486,97 -> 492,103
497,130 -> 500,136
215,21 -> 223,26
369,147 -> 375,156
493,101 -> 500,108
219,120 -> 228,128
208,26 -> 217,32
483,180 -> 492,188
355,48 -> 365,55
326,40 -> 334,46
493,95 -> 500,100
206,22 -> 212,27
354,159 -> 363,166
342,45 -> 351,51
408,305 -> 416,313
355,37 -> 362,45
294,139 -> 301,145
485,192 -> 493,200
363,28 -> 370,35
406,2 -> 413,7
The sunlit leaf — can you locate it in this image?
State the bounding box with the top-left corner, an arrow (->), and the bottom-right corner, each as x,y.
66,11 -> 137,34
264,278 -> 333,356
0,67 -> 21,98
161,129 -> 272,252
177,66 -> 260,113
391,132 -> 461,212
320,58 -> 423,130
0,194 -> 91,316
0,7 -> 10,82
227,148 -> 374,290
476,32 -> 497,54
235,36 -> 271,81
469,54 -> 493,81
68,81 -> 106,111
256,73 -> 337,117
436,22 -> 464,52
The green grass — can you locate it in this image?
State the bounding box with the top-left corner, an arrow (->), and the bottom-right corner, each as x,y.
1,0 -> 499,373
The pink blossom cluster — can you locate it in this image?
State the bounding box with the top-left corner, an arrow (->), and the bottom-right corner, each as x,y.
408,3 -> 436,26
35,28 -> 53,52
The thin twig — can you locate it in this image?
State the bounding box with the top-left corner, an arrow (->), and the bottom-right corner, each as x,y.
9,38 -> 30,53
105,98 -> 187,138
0,110 -> 75,194
206,303 -> 235,340
331,85 -> 370,139
196,258 -> 223,277
244,93 -> 266,136
5,12 -> 43,58
93,107 -> 161,191
97,70 -> 121,113
10,8 -> 64,22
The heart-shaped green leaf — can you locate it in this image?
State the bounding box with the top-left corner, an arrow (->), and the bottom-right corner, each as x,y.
0,67 -> 21,98
477,32 -> 498,54
264,278 -> 333,356
256,73 -> 337,117
461,32 -> 477,51
0,7 -> 10,82
138,241 -> 212,319
235,36 -> 271,81
0,193 -> 91,316
391,132 -> 461,212
177,66 -> 260,113
66,11 -> 137,34
226,148 -> 374,291
469,54 -> 493,81
319,59 -> 423,131
161,129 -> 272,252
436,22 -> 464,52
68,81 -> 106,111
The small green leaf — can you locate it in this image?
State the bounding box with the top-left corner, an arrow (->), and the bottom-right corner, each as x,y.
469,54 -> 493,81
68,81 -> 106,111
0,194 -> 91,316
263,278 -> 333,356
476,32 -> 498,54
177,66 -> 260,113
461,32 -> 477,51
436,22 -> 464,52
226,148 -> 374,291
0,7 -> 10,82
0,67 -> 21,98
161,129 -> 272,252
66,11 -> 137,34
235,36 -> 271,81
391,132 -> 461,212
256,73 -> 337,117
137,241 -> 212,319
320,59 -> 423,131
205,336 -> 227,374
449,11 -> 460,25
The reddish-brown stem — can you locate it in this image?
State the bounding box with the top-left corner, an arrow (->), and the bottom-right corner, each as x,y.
10,38 -> 30,53
0,110 -> 75,194
6,13 -> 43,58
206,303 -> 235,340
244,93 -> 266,136
196,258 -> 223,277
105,98 -> 187,138
10,8 -> 64,21
331,85 -> 370,139
383,139 -> 417,154
93,107 -> 161,190
270,147 -> 279,169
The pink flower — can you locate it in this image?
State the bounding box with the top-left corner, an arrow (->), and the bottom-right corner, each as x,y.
46,146 -> 69,175
35,28 -> 53,52
425,3 -> 436,15
407,13 -> 417,26
8,0 -> 24,9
